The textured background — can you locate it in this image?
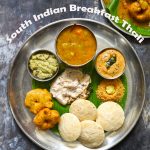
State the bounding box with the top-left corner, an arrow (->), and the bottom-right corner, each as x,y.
0,0 -> 150,150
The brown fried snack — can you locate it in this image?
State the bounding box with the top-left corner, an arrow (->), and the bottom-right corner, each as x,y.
128,0 -> 150,22
25,89 -> 53,114
33,108 -> 60,130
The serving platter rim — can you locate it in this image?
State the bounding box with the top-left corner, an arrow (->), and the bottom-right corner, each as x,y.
7,18 -> 146,150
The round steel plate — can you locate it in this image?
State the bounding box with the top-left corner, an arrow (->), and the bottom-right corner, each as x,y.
7,18 -> 145,150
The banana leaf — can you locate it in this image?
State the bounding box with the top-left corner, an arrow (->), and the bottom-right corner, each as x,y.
105,0 -> 150,36
32,61 -> 128,132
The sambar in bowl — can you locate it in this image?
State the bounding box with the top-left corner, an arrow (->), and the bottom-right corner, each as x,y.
56,24 -> 97,67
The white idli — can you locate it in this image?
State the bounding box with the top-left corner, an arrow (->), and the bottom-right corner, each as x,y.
58,113 -> 81,142
79,120 -> 105,148
96,101 -> 125,132
69,99 -> 97,121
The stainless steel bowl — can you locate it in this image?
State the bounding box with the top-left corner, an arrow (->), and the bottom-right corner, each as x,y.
55,24 -> 97,67
95,48 -> 126,79
27,49 -> 59,82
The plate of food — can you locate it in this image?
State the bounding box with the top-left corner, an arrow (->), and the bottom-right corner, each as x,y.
7,18 -> 145,150
101,0 -> 150,37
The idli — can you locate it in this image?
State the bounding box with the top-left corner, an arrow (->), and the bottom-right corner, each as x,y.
58,113 -> 81,142
96,101 -> 125,131
69,99 -> 97,121
79,120 -> 105,148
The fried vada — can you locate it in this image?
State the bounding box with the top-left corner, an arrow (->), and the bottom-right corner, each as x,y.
25,89 -> 53,114
96,79 -> 125,102
33,108 -> 60,130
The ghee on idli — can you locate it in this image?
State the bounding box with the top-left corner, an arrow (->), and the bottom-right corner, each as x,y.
79,120 -> 105,148
69,99 -> 97,121
96,101 -> 125,131
58,113 -> 81,142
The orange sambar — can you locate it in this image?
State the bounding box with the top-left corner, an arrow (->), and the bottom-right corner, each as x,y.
56,24 -> 97,66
